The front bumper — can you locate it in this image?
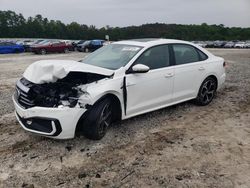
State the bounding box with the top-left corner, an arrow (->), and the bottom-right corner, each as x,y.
13,96 -> 86,139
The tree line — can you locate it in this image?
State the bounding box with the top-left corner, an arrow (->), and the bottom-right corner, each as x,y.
0,10 -> 249,41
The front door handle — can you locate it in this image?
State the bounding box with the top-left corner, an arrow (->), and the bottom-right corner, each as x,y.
165,73 -> 174,78
198,67 -> 205,71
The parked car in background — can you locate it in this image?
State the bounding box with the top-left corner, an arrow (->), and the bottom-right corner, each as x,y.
30,40 -> 50,47
60,40 -> 76,51
31,41 -> 73,54
76,40 -> 86,45
245,42 -> 250,48
234,42 -> 246,48
0,42 -> 24,54
76,40 -> 88,51
77,40 -> 104,52
213,41 -> 226,48
13,38 -> 226,140
224,41 -> 235,48
193,41 -> 207,48
205,41 -> 215,48
72,40 -> 85,51
22,40 -> 38,52
25,40 -> 48,52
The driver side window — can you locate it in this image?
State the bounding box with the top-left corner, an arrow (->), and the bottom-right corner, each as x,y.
134,45 -> 170,70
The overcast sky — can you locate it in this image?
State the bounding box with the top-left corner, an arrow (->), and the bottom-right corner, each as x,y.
1,0 -> 250,28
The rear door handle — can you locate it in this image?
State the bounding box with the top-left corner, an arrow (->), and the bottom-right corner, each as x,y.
165,73 -> 174,78
198,67 -> 205,71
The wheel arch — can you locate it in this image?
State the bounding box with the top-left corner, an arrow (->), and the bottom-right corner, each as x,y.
205,75 -> 218,90
93,92 -> 123,121
75,92 -> 123,136
196,74 -> 218,98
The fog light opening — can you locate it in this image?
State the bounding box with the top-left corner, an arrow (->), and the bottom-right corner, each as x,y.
26,120 -> 32,125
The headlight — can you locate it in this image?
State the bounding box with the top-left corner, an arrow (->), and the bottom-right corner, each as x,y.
31,83 -> 79,108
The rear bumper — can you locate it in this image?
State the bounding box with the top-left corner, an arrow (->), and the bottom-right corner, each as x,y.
218,73 -> 226,89
13,96 -> 86,139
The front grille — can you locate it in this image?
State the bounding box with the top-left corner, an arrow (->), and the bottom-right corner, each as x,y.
15,78 -> 35,109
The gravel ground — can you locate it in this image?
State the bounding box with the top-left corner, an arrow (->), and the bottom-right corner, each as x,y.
0,49 -> 250,188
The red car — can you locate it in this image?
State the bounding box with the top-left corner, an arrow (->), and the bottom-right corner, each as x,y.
31,41 -> 73,54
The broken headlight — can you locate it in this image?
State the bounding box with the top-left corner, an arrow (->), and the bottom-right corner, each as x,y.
30,82 -> 79,108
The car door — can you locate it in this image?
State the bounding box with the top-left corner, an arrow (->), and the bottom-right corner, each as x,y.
89,41 -> 95,51
50,42 -> 61,52
4,42 -> 12,53
0,43 -> 5,53
125,45 -> 174,117
171,44 -> 208,102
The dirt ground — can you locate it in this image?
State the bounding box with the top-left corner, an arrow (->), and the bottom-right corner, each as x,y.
0,49 -> 250,188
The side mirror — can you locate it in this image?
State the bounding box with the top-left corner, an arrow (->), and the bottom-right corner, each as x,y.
131,64 -> 150,73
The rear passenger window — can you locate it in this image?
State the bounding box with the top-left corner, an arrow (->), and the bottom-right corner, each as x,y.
173,44 -> 200,65
197,49 -> 208,61
134,45 -> 170,70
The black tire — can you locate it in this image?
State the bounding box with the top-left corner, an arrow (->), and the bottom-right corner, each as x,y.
81,98 -> 113,140
195,77 -> 217,106
14,49 -> 20,53
40,49 -> 46,55
85,48 -> 89,53
64,48 -> 69,53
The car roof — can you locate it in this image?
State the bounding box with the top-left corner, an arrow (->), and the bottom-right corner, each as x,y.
92,39 -> 104,42
114,38 -> 192,47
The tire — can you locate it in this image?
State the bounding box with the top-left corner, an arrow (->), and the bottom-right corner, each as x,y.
195,77 -> 217,106
85,48 -> 89,53
81,98 -> 113,140
40,49 -> 46,55
14,49 -> 20,53
64,48 -> 69,53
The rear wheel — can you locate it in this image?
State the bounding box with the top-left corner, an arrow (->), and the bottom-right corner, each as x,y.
64,48 -> 69,53
81,98 -> 113,140
195,77 -> 217,106
14,49 -> 20,53
40,49 -> 46,55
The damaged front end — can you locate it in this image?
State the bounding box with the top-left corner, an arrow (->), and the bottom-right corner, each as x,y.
15,72 -> 108,109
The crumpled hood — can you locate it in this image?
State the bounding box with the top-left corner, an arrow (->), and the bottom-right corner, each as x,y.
23,60 -> 114,84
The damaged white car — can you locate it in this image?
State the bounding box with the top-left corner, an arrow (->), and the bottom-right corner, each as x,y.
13,39 -> 226,140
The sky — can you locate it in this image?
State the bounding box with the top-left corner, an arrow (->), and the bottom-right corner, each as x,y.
0,0 -> 250,28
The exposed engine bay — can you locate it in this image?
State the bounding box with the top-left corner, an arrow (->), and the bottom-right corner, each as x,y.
16,72 -> 108,108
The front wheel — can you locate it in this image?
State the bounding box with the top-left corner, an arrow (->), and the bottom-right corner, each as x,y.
40,49 -> 46,55
195,77 -> 217,106
84,48 -> 89,53
82,98 -> 113,140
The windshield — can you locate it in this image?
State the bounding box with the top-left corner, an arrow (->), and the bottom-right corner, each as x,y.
83,41 -> 90,45
80,44 -> 142,70
37,40 -> 50,45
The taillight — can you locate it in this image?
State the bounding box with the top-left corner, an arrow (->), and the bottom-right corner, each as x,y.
223,61 -> 226,67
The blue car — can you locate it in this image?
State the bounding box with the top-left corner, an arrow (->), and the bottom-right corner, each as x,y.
0,42 -> 25,54
77,40 -> 105,52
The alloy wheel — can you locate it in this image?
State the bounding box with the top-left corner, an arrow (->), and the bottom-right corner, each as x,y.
200,79 -> 216,104
97,103 -> 112,137
41,49 -> 46,55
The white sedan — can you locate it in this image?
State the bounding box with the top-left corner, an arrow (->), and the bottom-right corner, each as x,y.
13,39 -> 226,140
